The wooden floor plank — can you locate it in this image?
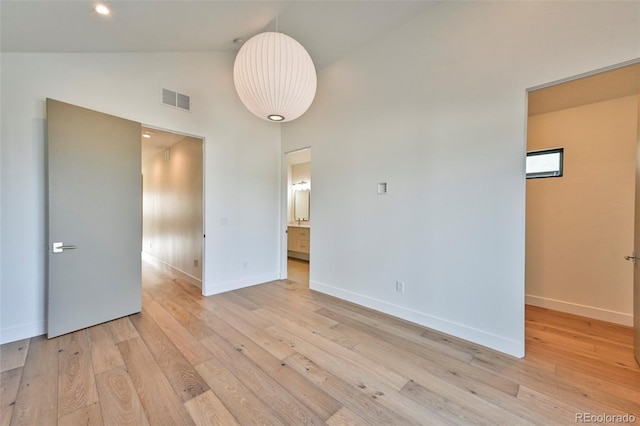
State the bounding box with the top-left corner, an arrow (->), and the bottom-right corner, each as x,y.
3,259 -> 638,425
200,333 -> 326,425
183,390 -> 240,426
283,353 -> 428,426
269,326 -> 460,425
200,308 -> 342,420
105,317 -> 139,343
10,336 -> 58,426
128,312 -> 209,403
554,364 -> 640,404
420,326 -> 557,373
526,306 -> 633,346
57,329 -> 99,418
143,300 -> 213,365
151,297 -> 217,341
317,303 -> 473,364
238,284 -> 332,327
117,337 -> 194,426
263,316 -> 410,391
87,323 -> 125,375
0,368 -> 23,426
203,292 -> 274,331
320,307 -> 521,397
195,358 -> 286,426
286,279 -> 428,336
0,340 -> 29,373
515,385 -> 586,424
470,348 -> 639,416
400,379 -> 525,425
57,402 -> 103,426
325,406 -> 370,426
217,290 -> 262,311
95,366 -> 150,426
202,305 -> 295,360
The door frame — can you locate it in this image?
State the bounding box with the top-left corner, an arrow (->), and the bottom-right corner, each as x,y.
280,147 -> 312,280
141,123 -> 207,295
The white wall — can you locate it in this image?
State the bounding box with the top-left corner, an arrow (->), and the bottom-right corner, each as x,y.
0,52 -> 281,343
526,96 -> 638,325
282,1 -> 640,357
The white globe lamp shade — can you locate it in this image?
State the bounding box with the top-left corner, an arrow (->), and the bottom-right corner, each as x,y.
233,32 -> 317,123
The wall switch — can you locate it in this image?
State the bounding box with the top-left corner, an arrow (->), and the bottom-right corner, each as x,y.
395,281 -> 405,293
194,259 -> 198,267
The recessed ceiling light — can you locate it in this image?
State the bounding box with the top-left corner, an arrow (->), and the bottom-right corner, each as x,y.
95,4 -> 110,16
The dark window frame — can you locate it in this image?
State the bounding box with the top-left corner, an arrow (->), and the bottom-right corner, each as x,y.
526,148 -> 564,179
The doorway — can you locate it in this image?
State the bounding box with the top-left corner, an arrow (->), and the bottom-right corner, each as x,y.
46,100 -> 206,339
140,126 -> 205,290
524,60 -> 640,363
284,148 -> 311,285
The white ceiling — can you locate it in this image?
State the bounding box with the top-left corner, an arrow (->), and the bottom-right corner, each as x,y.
6,1 -> 634,117
0,0 -> 438,69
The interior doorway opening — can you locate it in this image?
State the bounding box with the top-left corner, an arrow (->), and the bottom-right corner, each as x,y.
140,126 -> 205,292
284,148 -> 311,286
524,59 -> 639,365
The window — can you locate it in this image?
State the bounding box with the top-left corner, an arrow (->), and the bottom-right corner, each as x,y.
526,148 -> 563,179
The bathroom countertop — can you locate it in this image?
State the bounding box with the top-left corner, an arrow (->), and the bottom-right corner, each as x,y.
288,223 -> 311,228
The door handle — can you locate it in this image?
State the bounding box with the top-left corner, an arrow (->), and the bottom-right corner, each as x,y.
53,242 -> 77,253
624,251 -> 638,264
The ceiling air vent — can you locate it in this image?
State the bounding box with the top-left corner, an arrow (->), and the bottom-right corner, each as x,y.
161,88 -> 191,112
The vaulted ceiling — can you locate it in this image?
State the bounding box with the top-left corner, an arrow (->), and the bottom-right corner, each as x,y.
0,1 -> 439,69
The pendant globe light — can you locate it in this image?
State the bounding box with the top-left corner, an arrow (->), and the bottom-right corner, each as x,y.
233,31 -> 317,122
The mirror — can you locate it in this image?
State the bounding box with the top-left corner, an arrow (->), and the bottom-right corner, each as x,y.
294,189 -> 310,222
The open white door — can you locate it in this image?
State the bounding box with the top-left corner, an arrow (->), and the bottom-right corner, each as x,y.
47,99 -> 142,338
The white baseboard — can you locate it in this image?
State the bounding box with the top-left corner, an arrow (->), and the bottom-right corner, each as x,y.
0,320 -> 46,345
142,252 -> 202,288
525,295 -> 633,326
203,272 -> 280,296
310,280 -> 524,358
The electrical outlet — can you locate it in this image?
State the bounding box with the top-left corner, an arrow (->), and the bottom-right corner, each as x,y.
395,281 -> 405,293
243,261 -> 248,269
149,243 -> 152,249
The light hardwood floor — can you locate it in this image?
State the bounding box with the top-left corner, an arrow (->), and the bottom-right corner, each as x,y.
1,259 -> 638,425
